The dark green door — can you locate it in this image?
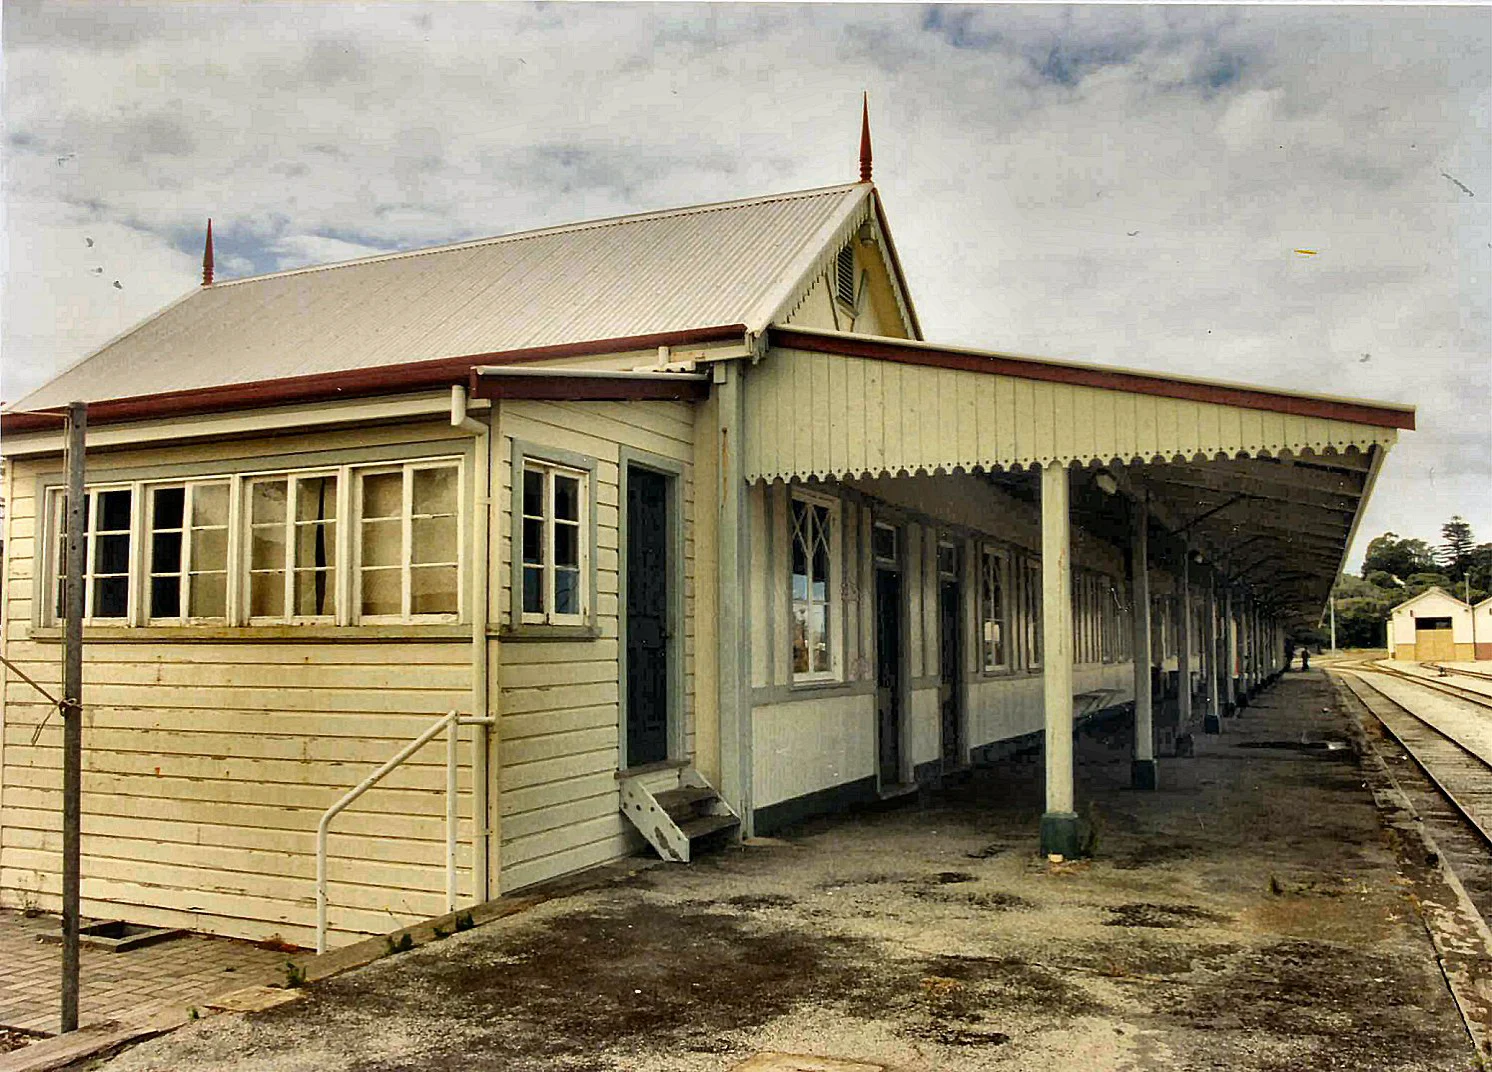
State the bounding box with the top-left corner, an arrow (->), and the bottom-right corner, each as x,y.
626,467 -> 670,767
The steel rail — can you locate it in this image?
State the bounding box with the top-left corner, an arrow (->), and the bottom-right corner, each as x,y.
1352,659 -> 1492,711
1335,665 -> 1492,851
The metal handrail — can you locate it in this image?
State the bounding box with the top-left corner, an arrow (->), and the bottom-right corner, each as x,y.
315,709 -> 494,953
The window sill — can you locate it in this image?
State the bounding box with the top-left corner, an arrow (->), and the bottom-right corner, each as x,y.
498,624 -> 601,642
789,677 -> 849,693
26,624 -> 472,643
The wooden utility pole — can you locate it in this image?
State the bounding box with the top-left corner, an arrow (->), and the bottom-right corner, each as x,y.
61,401 -> 86,1033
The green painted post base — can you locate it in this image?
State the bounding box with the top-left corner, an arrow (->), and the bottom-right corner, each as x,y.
1203,713 -> 1222,734
1040,812 -> 1082,858
1131,759 -> 1158,790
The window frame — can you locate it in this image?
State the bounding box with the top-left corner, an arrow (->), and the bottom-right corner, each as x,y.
46,483 -> 138,625
979,543 -> 1010,674
145,478 -> 233,625
788,487 -> 842,685
510,442 -> 598,633
354,460 -> 465,625
1022,555 -> 1043,671
242,469 -> 343,626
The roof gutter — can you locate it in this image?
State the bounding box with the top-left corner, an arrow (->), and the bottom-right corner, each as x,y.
2,324 -> 745,434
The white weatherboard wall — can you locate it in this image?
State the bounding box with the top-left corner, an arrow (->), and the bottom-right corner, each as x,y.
747,471 -> 1136,821
493,399 -> 696,893
0,420 -> 478,948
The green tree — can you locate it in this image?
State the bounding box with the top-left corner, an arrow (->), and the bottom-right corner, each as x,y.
1439,516 -> 1476,581
1362,532 -> 1437,581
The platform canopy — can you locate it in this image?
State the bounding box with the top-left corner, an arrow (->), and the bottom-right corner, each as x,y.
745,326 -> 1415,625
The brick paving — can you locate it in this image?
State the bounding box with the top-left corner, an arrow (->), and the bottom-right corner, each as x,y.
0,911 -> 290,1037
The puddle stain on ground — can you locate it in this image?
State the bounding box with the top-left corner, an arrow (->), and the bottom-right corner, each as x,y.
1103,903 -> 1229,929
1152,938 -> 1467,1072
244,902 -> 1105,1072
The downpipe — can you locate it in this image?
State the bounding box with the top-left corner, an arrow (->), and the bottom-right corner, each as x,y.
451,385 -> 494,904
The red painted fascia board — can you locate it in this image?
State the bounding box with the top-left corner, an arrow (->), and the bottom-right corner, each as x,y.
1,325 -> 745,434
769,328 -> 1415,431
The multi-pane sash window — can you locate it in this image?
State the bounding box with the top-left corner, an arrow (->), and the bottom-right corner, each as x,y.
148,482 -> 230,622
247,473 -> 338,621
52,487 -> 133,622
980,546 -> 1008,671
359,463 -> 461,620
790,492 -> 838,681
519,461 -> 587,624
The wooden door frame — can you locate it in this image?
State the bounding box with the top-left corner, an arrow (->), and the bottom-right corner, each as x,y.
617,448 -> 686,773
936,537 -> 966,771
873,517 -> 912,789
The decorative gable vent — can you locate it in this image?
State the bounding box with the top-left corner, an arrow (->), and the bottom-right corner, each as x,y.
835,246 -> 856,307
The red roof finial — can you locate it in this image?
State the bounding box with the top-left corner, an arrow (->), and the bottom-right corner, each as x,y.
202,218 -> 214,287
858,92 -> 873,183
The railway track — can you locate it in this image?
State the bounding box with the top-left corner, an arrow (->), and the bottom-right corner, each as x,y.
1336,667 -> 1492,847
1331,657 -> 1492,923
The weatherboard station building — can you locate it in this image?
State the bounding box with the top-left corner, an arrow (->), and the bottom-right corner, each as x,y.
0,115 -> 1413,948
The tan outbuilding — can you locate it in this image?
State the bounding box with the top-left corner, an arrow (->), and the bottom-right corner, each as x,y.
1385,587 -> 1475,661
0,131 -> 1412,948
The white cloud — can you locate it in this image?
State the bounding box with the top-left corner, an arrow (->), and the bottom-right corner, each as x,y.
2,1 -> 1488,564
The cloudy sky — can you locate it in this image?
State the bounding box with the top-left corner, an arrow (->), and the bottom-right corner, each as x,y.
3,2 -> 1488,568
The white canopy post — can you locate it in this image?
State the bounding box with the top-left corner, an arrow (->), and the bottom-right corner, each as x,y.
1176,549 -> 1194,754
1204,571 -> 1222,735
1130,497 -> 1157,789
1040,462 -> 1080,857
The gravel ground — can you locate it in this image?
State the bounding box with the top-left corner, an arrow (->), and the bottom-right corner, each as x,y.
94,672 -> 1472,1072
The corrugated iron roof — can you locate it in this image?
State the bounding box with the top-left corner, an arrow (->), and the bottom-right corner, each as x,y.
11,183 -> 875,411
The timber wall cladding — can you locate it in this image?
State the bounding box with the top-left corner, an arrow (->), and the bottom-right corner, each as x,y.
0,421 -> 477,947
494,399 -> 696,893
743,471 -> 1136,810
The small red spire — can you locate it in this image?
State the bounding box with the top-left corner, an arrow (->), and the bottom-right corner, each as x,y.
201,218 -> 214,287
858,92 -> 873,183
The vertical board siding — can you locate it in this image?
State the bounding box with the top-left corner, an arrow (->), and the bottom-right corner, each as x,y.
495,399 -> 696,894
1,425 -> 479,948
745,348 -> 1398,481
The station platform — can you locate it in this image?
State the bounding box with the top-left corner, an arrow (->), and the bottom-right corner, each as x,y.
85,670 -> 1479,1072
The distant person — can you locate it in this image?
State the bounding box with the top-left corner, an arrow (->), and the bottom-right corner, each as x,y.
1301,647 -> 1311,671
